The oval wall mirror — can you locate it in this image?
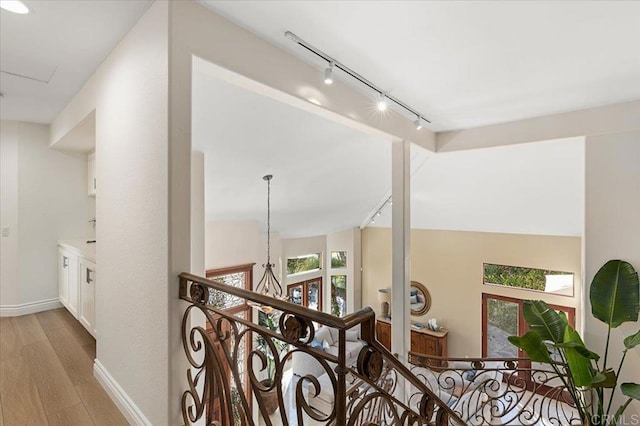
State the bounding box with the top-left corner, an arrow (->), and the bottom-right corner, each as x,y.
410,281 -> 431,316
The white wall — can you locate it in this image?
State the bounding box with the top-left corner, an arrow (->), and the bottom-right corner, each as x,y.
49,2 -> 169,424
0,121 -> 90,313
204,220 -> 282,284
0,121 -> 19,307
326,228 -> 362,314
584,130 -> 640,419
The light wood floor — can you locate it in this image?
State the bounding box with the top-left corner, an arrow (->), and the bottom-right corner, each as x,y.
0,308 -> 128,426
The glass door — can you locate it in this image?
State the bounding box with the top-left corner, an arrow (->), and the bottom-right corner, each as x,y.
288,284 -> 304,306
287,278 -> 323,311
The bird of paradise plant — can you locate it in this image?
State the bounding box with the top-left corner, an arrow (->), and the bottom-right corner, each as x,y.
509,260 -> 640,425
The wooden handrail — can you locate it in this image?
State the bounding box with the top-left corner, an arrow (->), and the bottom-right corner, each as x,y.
180,272 -> 375,330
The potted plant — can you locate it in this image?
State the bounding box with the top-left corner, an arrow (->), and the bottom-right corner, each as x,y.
509,259 -> 640,425
255,310 -> 288,414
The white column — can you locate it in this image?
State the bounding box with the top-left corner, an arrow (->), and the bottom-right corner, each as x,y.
391,140 -> 411,363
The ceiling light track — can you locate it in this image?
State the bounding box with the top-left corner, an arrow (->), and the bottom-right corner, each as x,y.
285,31 -> 431,126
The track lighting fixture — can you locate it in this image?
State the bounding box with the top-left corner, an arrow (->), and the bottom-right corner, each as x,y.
377,93 -> 388,111
324,62 -> 334,85
365,196 -> 392,228
286,31 -> 431,128
414,117 -> 423,130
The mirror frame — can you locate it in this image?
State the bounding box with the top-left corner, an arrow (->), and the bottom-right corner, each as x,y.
410,281 -> 431,316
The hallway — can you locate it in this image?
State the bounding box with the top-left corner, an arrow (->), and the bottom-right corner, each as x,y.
0,309 -> 127,425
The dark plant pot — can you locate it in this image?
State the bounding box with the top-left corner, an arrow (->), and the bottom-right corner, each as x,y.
260,379 -> 279,415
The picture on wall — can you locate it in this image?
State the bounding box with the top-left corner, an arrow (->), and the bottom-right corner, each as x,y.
330,275 -> 347,317
330,251 -> 347,269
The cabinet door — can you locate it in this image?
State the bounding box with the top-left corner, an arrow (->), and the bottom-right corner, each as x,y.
411,331 -> 424,353
58,250 -> 70,307
423,336 -> 438,356
79,259 -> 96,337
376,321 -> 391,351
87,153 -> 96,196
66,254 -> 79,318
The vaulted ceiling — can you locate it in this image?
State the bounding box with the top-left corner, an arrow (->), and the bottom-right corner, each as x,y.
193,69 -> 584,238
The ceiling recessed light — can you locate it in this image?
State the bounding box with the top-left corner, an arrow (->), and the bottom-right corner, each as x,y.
0,0 -> 29,14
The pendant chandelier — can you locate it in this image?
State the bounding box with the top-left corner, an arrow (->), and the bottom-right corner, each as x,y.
249,175 -> 287,313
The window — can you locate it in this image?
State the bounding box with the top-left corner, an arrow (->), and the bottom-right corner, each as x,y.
286,253 -> 322,275
287,278 -> 322,311
482,293 -> 575,358
331,275 -> 347,317
483,263 -> 574,296
330,251 -> 347,269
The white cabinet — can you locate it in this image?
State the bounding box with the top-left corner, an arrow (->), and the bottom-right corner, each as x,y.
79,258 -> 96,337
57,242 -> 96,337
88,153 -> 96,196
58,248 -> 79,318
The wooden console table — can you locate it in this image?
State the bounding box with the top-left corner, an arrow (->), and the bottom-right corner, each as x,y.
376,318 -> 448,358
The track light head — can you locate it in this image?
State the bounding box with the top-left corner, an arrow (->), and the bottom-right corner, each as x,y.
414,117 -> 423,130
324,62 -> 334,85
377,93 -> 387,111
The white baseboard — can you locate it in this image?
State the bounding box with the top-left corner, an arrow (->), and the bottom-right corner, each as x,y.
0,298 -> 62,317
94,359 -> 152,426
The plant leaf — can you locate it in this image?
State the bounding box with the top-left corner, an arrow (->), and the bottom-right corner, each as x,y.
621,383 -> 640,400
591,369 -> 616,388
590,260 -> 639,328
522,300 -> 567,343
624,330 -> 640,350
563,325 -> 595,387
508,331 -> 553,363
555,341 -> 600,361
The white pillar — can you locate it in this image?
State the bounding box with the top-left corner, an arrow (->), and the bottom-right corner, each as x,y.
391,140 -> 411,363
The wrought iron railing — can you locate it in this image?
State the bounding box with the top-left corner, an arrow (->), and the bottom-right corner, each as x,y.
179,272 -> 464,425
408,352 -> 581,425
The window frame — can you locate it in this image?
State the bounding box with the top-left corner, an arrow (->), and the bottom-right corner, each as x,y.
330,274 -> 348,317
481,293 -> 575,358
287,277 -> 323,311
482,262 -> 575,297
286,252 -> 323,276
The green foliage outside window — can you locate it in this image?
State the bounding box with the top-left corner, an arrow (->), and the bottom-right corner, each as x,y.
331,251 -> 347,268
487,298 -> 518,336
287,253 -> 321,275
331,275 -> 347,317
483,263 -> 571,292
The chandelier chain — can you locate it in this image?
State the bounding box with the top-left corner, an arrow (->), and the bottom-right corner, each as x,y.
266,175 -> 271,264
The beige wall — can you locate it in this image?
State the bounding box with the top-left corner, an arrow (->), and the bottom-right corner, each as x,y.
584,130 -> 640,419
362,227 -> 582,357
